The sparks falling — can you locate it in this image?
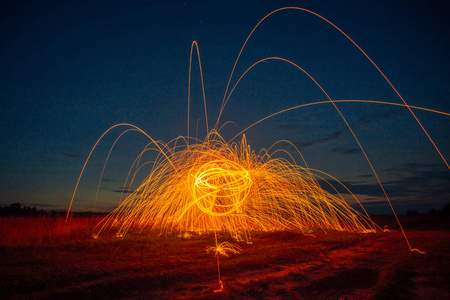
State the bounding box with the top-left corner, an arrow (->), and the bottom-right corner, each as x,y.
91,130 -> 377,240
66,6 -> 449,292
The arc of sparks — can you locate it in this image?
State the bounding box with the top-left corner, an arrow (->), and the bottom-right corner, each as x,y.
65,10 -> 450,292
217,7 -> 448,172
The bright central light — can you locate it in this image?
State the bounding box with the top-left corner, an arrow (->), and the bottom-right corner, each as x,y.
65,7 -> 436,292
90,131 -> 377,241
191,160 -> 251,216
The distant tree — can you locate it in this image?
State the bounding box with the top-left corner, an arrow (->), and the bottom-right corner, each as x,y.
428,208 -> 438,216
11,203 -> 22,212
0,203 -> 44,216
406,209 -> 420,217
442,203 -> 450,216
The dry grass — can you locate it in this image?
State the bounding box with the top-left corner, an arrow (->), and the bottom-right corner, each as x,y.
0,216 -> 449,299
0,215 -> 104,247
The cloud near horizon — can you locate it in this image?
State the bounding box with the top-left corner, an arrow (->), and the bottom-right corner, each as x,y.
276,109 -> 402,151
317,162 -> 450,211
58,152 -> 89,161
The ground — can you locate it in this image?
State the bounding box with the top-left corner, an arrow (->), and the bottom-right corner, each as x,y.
0,216 -> 449,299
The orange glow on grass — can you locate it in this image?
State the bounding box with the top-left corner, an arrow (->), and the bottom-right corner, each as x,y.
64,6 -> 450,291
91,131 -> 377,240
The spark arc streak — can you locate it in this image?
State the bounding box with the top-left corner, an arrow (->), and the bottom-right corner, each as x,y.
65,7 -> 448,247
190,159 -> 251,217
91,131 -> 376,240
65,6 -> 448,292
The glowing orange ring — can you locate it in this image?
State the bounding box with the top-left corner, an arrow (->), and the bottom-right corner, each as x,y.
191,160 -> 251,216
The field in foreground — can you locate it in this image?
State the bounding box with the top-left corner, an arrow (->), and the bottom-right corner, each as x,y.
0,216 -> 449,299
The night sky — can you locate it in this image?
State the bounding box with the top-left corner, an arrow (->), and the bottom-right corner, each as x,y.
2,0 -> 449,214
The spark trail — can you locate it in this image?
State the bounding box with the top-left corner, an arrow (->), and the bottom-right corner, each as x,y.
91,131 -> 377,240
66,6 -> 450,291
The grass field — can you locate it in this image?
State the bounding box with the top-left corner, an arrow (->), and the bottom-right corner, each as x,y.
0,215 -> 449,299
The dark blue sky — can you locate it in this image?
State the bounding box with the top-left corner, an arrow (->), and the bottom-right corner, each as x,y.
1,0 -> 449,214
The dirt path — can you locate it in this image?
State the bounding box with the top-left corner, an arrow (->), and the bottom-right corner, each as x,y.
1,230 -> 449,299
